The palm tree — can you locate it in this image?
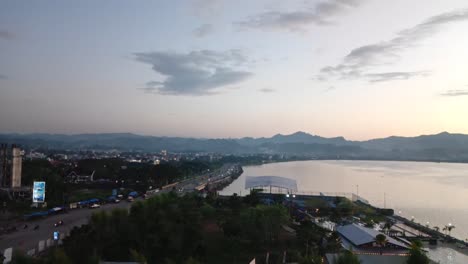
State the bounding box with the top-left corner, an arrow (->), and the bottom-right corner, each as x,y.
442,225 -> 448,236
383,221 -> 393,235
447,225 -> 455,237
375,234 -> 388,247
407,240 -> 429,264
433,226 -> 440,232
375,234 -> 388,255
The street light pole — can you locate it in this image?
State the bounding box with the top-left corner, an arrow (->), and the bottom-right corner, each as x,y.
356,185 -> 359,200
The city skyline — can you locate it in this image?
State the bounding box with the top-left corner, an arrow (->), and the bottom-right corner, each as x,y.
1,0 -> 468,140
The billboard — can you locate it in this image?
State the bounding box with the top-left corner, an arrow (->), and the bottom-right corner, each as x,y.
53,231 -> 60,241
33,181 -> 46,203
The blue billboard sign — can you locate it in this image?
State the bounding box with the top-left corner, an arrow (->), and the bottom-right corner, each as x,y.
33,181 -> 46,203
53,231 -> 60,241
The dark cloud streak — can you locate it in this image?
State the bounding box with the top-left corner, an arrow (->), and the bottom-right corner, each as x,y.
134,50 -> 253,96
366,71 -> 430,83
193,24 -> 214,38
258,88 -> 275,93
440,89 -> 468,97
236,0 -> 365,32
0,30 -> 14,40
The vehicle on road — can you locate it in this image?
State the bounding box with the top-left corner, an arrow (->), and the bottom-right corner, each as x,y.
33,225 -> 40,230
54,220 -> 64,227
107,195 -> 121,203
128,191 -> 139,198
89,203 -> 100,209
127,196 -> 134,202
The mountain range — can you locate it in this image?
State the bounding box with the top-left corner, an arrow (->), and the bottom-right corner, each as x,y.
1,131 -> 468,162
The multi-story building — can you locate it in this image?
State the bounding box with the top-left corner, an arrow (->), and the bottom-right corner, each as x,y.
0,144 -> 23,188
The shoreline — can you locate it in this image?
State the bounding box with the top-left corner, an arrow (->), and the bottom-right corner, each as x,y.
240,158 -> 468,168
222,161 -> 468,241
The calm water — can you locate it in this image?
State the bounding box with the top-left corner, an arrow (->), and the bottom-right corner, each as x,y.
221,160 -> 468,240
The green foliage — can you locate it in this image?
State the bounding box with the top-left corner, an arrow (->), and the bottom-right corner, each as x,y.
22,160 -> 67,208
240,204 -> 289,245
305,197 -> 329,210
51,193 -> 332,263
407,248 -> 429,264
200,203 -> 216,218
184,257 -> 202,264
10,250 -> 35,264
77,158 -> 124,180
130,249 -> 147,264
375,234 -> 387,246
298,254 -> 323,264
68,188 -> 110,203
333,250 -> 361,264
42,248 -> 73,264
62,193 -> 205,263
407,240 -> 429,264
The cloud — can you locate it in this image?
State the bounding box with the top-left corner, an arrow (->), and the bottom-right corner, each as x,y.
0,74 -> 6,79
366,71 -> 430,83
259,87 -> 275,93
134,49 -> 253,96
318,8 -> 468,82
193,24 -> 214,38
0,30 -> 14,40
191,0 -> 222,17
440,88 -> 468,97
323,86 -> 336,92
236,0 -> 365,32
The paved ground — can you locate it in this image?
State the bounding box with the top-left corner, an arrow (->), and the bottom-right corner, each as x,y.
0,199 -> 134,253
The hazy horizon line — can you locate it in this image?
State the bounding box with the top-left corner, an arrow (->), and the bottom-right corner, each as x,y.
0,130 -> 462,142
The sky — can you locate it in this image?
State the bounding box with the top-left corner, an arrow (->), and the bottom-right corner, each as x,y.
1,0 -> 468,140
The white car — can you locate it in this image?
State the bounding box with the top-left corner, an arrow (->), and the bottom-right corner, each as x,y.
90,203 -> 100,209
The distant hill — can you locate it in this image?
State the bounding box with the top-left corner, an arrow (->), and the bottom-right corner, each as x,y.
1,131 -> 468,162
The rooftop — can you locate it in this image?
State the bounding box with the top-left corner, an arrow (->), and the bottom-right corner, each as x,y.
336,224 -> 409,249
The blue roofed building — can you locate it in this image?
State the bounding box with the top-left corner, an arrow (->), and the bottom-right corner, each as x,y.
326,223 -> 411,264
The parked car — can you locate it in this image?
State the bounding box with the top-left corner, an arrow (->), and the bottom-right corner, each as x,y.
107,196 -> 121,203
89,203 -> 100,209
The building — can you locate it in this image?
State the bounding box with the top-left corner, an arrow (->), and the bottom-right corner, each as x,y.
0,144 -> 23,188
65,170 -> 95,183
327,223 -> 410,264
0,144 -> 29,200
0,144 -> 8,187
11,147 -> 22,187
245,176 -> 298,194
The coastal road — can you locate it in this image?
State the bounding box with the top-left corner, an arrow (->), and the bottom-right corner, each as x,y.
0,163 -> 240,254
0,200 -> 133,253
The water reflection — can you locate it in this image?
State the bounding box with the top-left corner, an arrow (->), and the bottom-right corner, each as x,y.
221,160 -> 468,240
427,245 -> 468,264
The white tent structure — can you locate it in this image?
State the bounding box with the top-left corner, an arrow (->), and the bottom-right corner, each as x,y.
245,176 -> 298,194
